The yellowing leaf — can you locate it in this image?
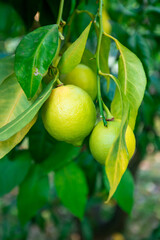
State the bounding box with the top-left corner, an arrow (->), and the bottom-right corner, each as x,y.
105,110 -> 129,203
0,74 -> 34,128
0,116 -> 37,159
0,74 -> 37,157
58,22 -> 92,74
0,79 -> 54,141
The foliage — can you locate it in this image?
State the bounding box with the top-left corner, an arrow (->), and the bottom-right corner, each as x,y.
0,0 -> 159,239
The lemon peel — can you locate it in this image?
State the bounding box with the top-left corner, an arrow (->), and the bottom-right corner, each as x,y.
89,119 -> 136,164
42,85 -> 96,146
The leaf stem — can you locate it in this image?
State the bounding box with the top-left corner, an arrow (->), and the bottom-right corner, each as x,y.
56,0 -> 65,26
96,0 -> 107,126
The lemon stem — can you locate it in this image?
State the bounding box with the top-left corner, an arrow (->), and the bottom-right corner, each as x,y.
96,0 -> 107,126
56,0 -> 64,26
102,101 -> 114,120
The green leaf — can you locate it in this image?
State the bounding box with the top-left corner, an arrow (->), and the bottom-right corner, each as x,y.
106,34 -> 147,129
41,141 -> 80,173
0,79 -> 54,141
81,49 -> 96,74
114,169 -> 134,214
15,24 -> 59,98
0,74 -> 34,128
100,34 -> 111,90
0,116 -> 37,159
17,165 -> 49,225
105,102 -> 130,203
0,55 -> 14,85
55,162 -> 88,219
58,22 -> 92,74
0,73 -> 37,157
0,152 -> 31,196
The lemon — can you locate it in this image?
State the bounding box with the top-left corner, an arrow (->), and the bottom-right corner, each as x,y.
42,85 -> 96,146
89,120 -> 136,164
61,64 -> 97,100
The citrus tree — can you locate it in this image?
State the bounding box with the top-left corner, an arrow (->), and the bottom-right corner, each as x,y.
0,0 -> 159,238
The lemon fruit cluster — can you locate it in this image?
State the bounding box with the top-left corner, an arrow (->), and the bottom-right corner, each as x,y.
42,63 -> 135,164
42,84 -> 96,146
89,120 -> 136,164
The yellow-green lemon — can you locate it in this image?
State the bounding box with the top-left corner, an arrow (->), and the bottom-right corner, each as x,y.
42,85 -> 96,146
89,120 -> 136,164
61,64 -> 97,100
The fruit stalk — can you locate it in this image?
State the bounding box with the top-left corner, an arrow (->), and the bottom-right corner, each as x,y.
96,0 -> 107,126
56,0 -> 65,26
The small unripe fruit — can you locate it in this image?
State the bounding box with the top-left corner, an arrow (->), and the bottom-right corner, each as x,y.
89,120 -> 136,164
61,64 -> 97,100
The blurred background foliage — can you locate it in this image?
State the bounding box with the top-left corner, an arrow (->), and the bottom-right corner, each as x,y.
0,0 -> 160,239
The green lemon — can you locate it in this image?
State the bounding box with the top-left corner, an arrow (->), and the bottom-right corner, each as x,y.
61,64 -> 97,100
42,85 -> 96,146
89,120 -> 136,164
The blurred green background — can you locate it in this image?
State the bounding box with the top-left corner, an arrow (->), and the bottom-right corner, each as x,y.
0,0 -> 160,239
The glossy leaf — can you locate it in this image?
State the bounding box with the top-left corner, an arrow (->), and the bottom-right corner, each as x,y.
17,165 -> 49,225
105,34 -> 147,129
58,22 -> 92,74
0,55 -> 14,85
41,141 -> 80,173
114,169 -> 134,214
0,152 -> 31,196
55,162 -> 88,219
0,79 -> 54,141
15,24 -> 59,98
0,116 -> 37,159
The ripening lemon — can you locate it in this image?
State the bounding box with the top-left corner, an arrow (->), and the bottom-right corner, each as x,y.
42,85 -> 96,146
89,120 -> 136,164
61,64 -> 97,100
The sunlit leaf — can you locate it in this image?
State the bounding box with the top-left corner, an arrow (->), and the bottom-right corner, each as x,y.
15,24 -> 59,98
0,55 -> 14,85
0,79 -> 54,141
0,116 -> 37,159
55,162 -> 88,219
58,22 -> 92,74
0,73 -> 37,157
104,34 -> 146,129
0,74 -> 34,128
